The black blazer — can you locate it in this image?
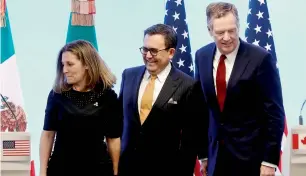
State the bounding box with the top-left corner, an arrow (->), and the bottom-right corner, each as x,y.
118,65 -> 208,176
43,88 -> 122,176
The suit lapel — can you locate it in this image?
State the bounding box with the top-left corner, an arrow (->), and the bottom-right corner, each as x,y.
132,66 -> 146,125
224,40 -> 250,110
226,40 -> 250,92
202,45 -> 221,114
153,66 -> 182,109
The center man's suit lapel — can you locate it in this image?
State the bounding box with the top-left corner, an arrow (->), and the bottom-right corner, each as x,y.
131,66 -> 146,125
153,67 -> 182,109
131,66 -> 183,126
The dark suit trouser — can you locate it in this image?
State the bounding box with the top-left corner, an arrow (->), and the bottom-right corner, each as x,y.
213,144 -> 261,176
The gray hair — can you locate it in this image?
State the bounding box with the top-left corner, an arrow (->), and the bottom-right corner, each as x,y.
206,2 -> 239,29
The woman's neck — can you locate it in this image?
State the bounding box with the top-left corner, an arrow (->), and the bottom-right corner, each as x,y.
72,84 -> 90,92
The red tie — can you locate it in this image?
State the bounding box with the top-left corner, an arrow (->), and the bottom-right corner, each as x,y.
216,54 -> 226,112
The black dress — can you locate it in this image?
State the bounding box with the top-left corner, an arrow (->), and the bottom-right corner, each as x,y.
43,86 -> 122,176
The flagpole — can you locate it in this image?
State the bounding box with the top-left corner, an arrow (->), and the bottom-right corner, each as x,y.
0,93 -> 20,131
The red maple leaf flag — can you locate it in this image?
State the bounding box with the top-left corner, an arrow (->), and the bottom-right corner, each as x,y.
292,133 -> 306,150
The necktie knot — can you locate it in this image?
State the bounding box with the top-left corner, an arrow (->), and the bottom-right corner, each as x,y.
220,54 -> 226,61
150,75 -> 157,81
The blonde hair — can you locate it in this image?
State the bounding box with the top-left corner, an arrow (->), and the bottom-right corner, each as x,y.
206,2 -> 239,29
53,40 -> 116,93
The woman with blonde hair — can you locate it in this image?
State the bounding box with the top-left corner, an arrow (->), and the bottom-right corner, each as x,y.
39,40 -> 122,176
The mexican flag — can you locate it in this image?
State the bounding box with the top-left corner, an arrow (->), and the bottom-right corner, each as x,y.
0,0 -> 27,132
66,0 -> 98,50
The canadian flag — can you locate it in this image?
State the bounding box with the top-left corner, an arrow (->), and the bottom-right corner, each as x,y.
292,133 -> 306,150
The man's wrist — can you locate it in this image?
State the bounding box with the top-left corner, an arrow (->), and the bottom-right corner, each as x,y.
261,161 -> 277,168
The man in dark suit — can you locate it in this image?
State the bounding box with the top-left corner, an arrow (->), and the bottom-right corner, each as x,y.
118,24 -> 208,176
195,2 -> 285,176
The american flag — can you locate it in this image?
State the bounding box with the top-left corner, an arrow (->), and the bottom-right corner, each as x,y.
245,0 -> 288,174
2,140 -> 30,156
164,0 -> 194,77
164,1 -> 201,175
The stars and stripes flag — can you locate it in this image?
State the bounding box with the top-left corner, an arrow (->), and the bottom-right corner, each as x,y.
2,140 -> 30,156
164,1 -> 201,176
245,0 -> 288,175
164,0 -> 194,77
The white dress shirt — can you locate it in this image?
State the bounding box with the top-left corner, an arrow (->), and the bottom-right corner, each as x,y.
138,63 -> 171,113
213,42 -> 239,91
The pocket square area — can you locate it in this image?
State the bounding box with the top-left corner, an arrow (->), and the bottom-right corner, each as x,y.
168,98 -> 177,104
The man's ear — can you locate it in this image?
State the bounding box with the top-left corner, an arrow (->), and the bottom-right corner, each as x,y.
208,26 -> 213,36
169,48 -> 176,58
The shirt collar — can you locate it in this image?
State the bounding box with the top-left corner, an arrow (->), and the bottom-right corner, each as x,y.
215,40 -> 240,64
143,62 -> 171,83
